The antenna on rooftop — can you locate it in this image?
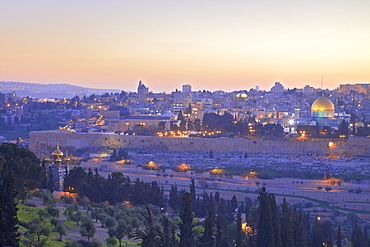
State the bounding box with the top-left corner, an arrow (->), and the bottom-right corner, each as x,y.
321,74 -> 324,89
321,74 -> 324,97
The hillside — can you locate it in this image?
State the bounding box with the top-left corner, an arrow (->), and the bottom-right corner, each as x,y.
0,81 -> 121,98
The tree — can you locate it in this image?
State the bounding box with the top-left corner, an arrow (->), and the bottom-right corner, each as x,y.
231,195 -> 238,212
235,211 -> 243,247
61,195 -> 74,206
0,160 -> 20,247
201,209 -> 215,247
280,198 -> 294,247
160,215 -> 177,247
257,187 -> 274,247
50,217 -> 62,231
104,216 -> 117,229
80,216 -> 96,242
0,143 -> 45,200
77,196 -> 91,209
28,218 -> 51,243
56,222 -> 66,241
133,204 -> 159,246
108,220 -> 131,247
336,225 -> 342,247
269,193 -> 282,247
180,192 -> 193,247
71,210 -> 84,225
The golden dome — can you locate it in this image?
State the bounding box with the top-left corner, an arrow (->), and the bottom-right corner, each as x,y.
63,151 -> 70,163
52,145 -> 64,157
311,97 -> 334,112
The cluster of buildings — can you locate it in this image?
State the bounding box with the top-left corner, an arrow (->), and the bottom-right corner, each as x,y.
97,81 -> 369,136
2,81 -> 370,142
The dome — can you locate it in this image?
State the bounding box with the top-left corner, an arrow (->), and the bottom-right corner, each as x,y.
311,97 -> 334,112
52,145 -> 63,158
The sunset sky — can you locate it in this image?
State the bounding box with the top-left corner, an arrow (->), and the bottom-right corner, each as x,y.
1,0 -> 369,92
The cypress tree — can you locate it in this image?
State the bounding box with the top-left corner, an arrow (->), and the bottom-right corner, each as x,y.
236,211 -> 242,247
292,209 -> 306,247
180,192 -> 193,247
309,217 -> 323,247
190,179 -> 196,209
269,193 -> 282,247
201,208 -> 215,247
280,198 -> 294,247
351,219 -> 364,247
162,215 -> 171,247
0,161 -> 20,247
257,187 -> 274,247
215,215 -> 226,247
336,225 -> 342,247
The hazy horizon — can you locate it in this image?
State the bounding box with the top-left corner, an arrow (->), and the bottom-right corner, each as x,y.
1,0 -> 369,92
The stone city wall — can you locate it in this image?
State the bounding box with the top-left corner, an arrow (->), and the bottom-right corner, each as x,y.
29,130 -> 361,158
348,137 -> 370,156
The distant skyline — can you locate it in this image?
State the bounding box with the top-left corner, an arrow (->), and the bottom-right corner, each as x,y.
1,0 -> 369,93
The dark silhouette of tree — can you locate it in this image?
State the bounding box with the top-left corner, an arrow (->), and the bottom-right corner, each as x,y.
160,215 -> 178,247
133,204 -> 159,246
257,187 -> 274,247
190,179 -> 196,210
231,195 -> 238,212
201,208 -> 215,247
269,193 -> 282,247
351,219 -> 365,247
292,208 -> 306,247
180,192 -> 193,247
236,211 -> 243,247
0,161 -> 20,247
0,143 -> 45,200
337,120 -> 349,137
280,198 -> 294,247
336,225 -> 342,247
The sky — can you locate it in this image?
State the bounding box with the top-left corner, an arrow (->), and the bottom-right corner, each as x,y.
1,0 -> 369,93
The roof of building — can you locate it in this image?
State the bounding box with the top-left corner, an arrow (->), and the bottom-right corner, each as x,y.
311,97 -> 334,112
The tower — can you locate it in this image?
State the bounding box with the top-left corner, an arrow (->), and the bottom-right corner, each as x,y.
182,84 -> 192,93
137,80 -> 149,94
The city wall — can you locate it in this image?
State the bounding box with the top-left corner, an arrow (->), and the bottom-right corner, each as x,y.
28,130 -> 370,158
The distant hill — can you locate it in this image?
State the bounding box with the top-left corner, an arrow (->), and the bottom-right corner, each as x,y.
0,81 -> 122,98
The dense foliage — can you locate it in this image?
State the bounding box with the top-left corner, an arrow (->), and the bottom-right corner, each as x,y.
64,167 -> 164,206
0,160 -> 20,247
0,142 -> 45,199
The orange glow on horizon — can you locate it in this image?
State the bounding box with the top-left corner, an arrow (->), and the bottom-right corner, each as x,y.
1,1 -> 369,92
